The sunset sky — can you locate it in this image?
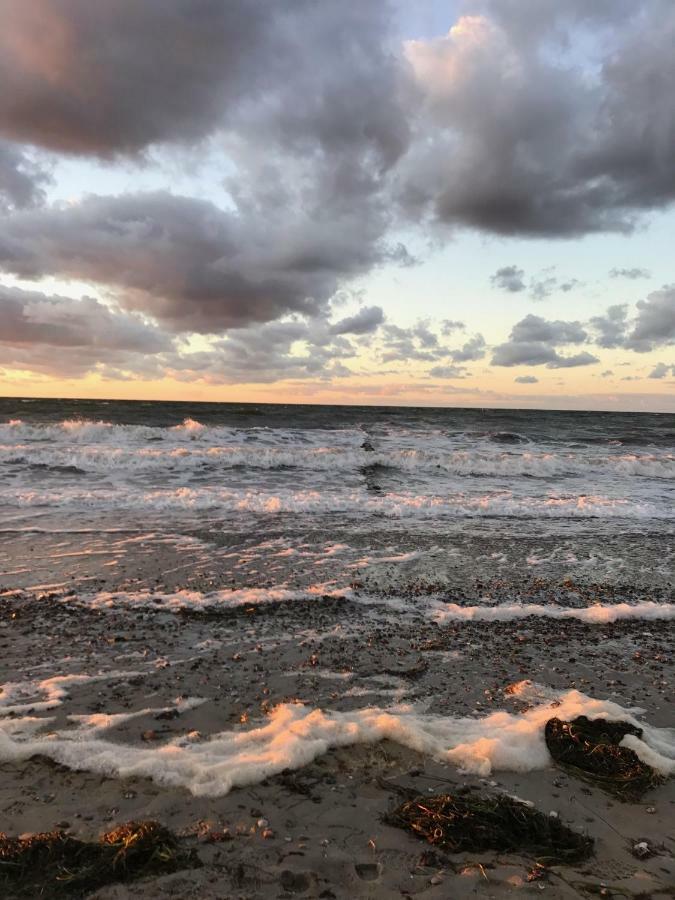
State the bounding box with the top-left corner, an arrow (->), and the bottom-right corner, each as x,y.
0,0 -> 673,410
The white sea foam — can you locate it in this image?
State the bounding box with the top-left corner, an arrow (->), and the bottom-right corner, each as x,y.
74,584 -> 351,611
0,671 -> 142,715
430,600 -> 675,624
68,697 -> 207,736
2,419 -> 673,478
0,685 -> 672,796
3,485 -> 667,519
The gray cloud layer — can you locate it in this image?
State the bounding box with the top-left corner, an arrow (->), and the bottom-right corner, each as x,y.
0,1 -> 674,384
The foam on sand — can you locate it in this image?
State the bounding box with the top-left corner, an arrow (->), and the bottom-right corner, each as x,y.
0,671 -> 143,715
73,584 -> 351,611
430,600 -> 675,624
0,684 -> 672,797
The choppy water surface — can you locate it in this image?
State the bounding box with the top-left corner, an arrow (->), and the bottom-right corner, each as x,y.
0,398 -> 673,597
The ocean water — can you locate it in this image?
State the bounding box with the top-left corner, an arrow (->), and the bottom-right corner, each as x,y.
1,397 -> 673,601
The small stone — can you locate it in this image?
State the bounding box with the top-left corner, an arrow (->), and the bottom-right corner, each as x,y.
645,806 -> 656,814
256,817 -> 269,829
430,873 -> 444,885
632,841 -> 653,859
261,828 -> 274,839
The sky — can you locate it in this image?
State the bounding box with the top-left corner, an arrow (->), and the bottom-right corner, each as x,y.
0,0 -> 674,411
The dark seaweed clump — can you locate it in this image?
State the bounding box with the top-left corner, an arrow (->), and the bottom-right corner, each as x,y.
0,820 -> 200,898
385,792 -> 593,864
545,716 -> 664,801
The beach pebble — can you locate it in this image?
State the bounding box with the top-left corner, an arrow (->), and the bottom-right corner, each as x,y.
632,841 -> 653,859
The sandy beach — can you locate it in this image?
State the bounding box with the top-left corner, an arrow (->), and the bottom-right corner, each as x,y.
2,520 -> 673,898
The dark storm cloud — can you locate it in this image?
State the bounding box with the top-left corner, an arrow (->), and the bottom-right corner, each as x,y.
610,267 -> 651,280
330,306 -> 384,336
0,192 -> 395,332
0,2 -> 413,334
0,0 -> 269,155
0,142 -> 49,212
0,1 -> 408,167
402,0 -> 675,236
490,266 -> 526,293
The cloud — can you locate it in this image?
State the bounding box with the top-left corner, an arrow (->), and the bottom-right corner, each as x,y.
514,375 -> 538,383
0,192 -> 398,332
0,141 -> 49,212
492,342 -> 598,368
625,287 -> 675,352
648,362 -> 675,379
330,305 -> 384,335
610,267 -> 650,280
450,333 -> 486,362
588,290 -> 675,353
510,314 -> 587,344
429,365 -> 467,378
0,284 -> 171,377
165,317 -> 360,385
401,3 -> 675,236
0,2 -> 408,165
492,313 -> 598,368
441,319 -> 465,334
490,265 -> 525,292
378,321 -> 484,367
588,304 -> 629,349
490,265 -> 581,299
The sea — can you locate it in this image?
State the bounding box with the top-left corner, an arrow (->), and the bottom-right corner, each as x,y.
1,397 -> 674,599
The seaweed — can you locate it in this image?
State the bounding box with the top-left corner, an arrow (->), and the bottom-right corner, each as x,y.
384,791 -> 593,864
545,716 -> 664,801
0,820 -> 200,898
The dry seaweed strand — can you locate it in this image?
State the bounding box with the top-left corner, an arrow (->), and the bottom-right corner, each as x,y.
0,820 -> 200,898
545,716 -> 664,801
385,791 -> 594,864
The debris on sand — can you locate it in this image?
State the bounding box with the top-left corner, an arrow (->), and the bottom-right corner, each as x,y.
384,791 -> 593,864
0,820 -> 200,898
545,716 -> 664,801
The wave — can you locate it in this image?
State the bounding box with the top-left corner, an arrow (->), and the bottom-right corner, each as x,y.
3,485 -> 669,518
1,437 -> 673,479
0,418 -> 366,448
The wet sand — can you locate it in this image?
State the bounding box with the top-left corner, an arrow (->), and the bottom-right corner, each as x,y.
1,550 -> 673,899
